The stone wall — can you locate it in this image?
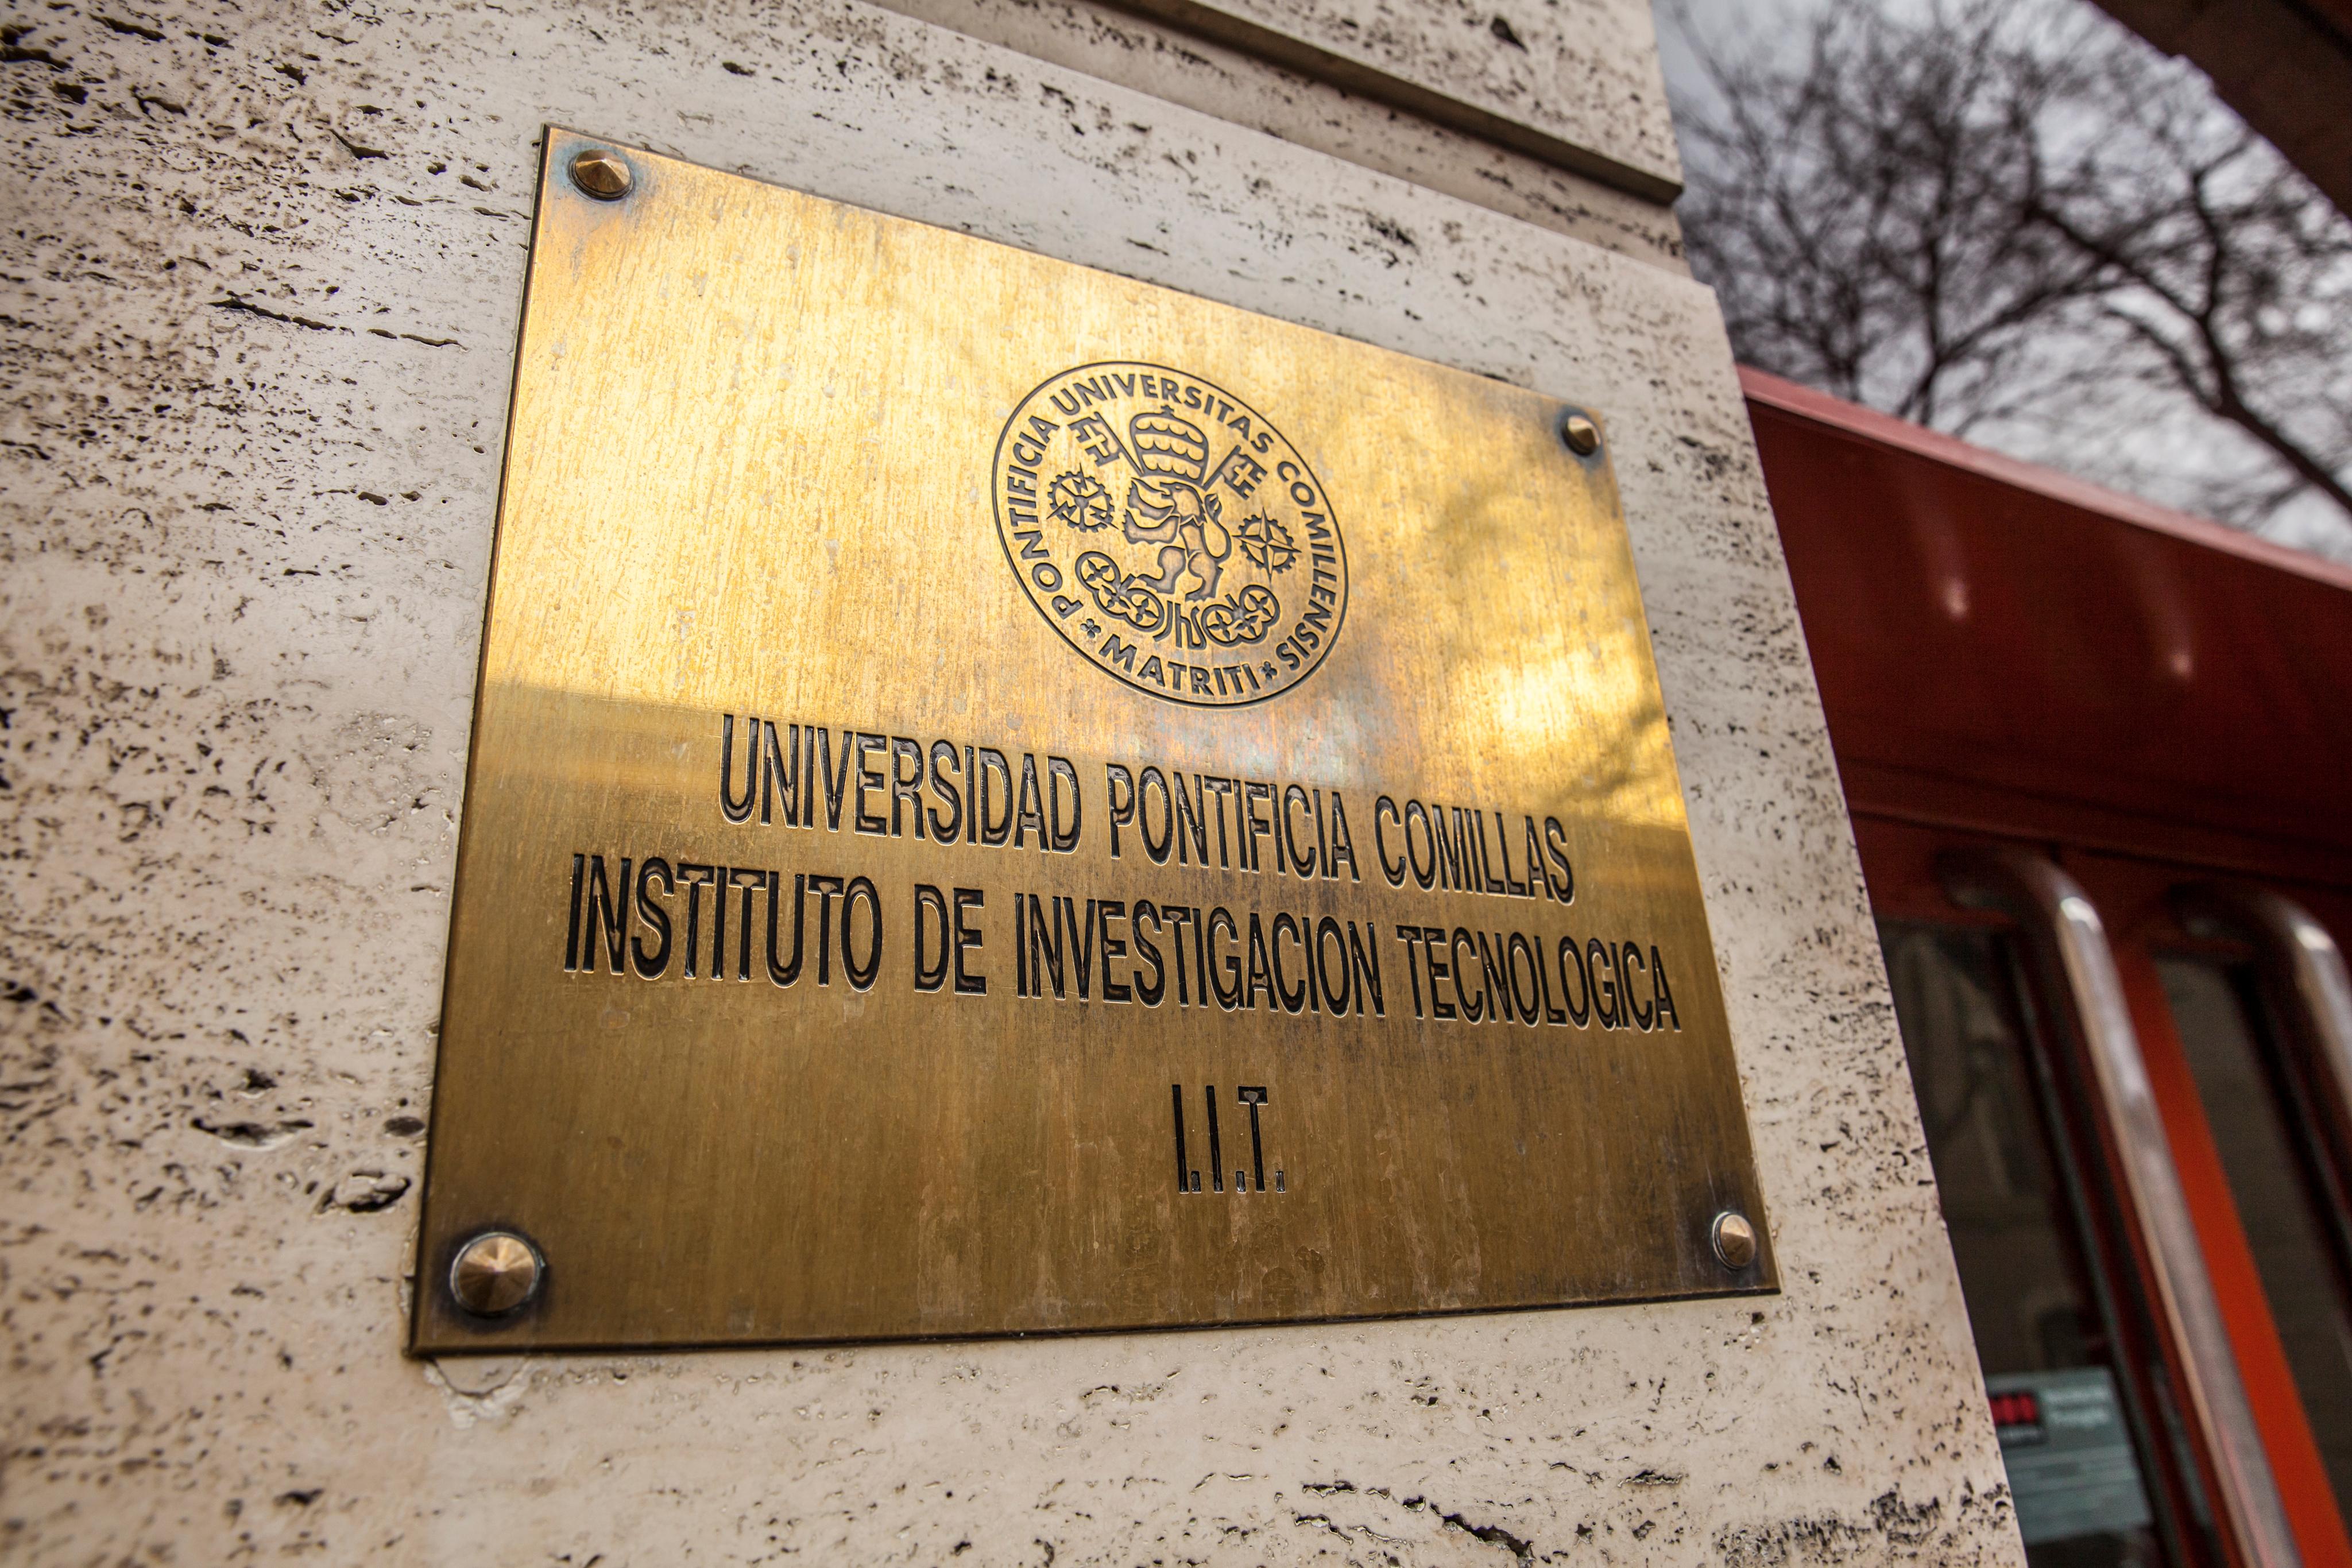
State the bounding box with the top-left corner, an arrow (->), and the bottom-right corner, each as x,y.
0,0 -> 2020,1559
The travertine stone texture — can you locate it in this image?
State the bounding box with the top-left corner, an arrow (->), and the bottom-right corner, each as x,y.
1136,0 -> 1681,192
873,0 -> 1688,266
0,0 -> 2017,1563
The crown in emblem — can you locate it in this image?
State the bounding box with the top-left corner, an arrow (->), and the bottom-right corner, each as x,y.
1129,406 -> 1209,483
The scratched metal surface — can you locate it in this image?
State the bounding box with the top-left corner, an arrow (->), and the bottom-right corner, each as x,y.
407,130 -> 1774,1354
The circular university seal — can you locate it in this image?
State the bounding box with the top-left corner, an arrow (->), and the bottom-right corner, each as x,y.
992,362 -> 1348,707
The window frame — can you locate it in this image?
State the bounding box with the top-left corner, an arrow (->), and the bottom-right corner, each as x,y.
1851,815 -> 2352,1567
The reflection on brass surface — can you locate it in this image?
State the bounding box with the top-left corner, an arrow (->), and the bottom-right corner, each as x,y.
408,130 -> 1777,1354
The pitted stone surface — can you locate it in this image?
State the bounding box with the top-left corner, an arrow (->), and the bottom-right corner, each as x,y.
1143,0 -> 1682,190
0,0 -> 2018,1562
872,0 -> 1688,265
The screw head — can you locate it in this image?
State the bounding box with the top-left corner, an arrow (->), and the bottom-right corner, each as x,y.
1711,1210 -> 1758,1271
1559,410 -> 1601,457
450,1231 -> 543,1317
568,147 -> 633,202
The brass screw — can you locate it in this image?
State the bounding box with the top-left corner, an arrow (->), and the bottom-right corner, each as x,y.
1559,411 -> 1601,457
568,147 -> 633,202
450,1231 -> 543,1317
1711,1210 -> 1758,1271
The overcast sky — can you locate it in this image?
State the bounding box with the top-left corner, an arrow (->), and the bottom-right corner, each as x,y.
1650,0 -> 2352,566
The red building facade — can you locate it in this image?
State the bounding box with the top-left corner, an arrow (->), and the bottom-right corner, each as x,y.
1752,367 -> 2352,1567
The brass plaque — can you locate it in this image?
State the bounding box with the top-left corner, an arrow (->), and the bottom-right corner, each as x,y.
409,130 -> 1777,1354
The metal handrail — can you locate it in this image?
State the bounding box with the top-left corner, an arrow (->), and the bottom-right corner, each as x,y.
2175,883 -> 2352,1202
1943,849 -> 2301,1568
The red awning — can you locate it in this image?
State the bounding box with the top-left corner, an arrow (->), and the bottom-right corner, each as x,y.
1743,366 -> 2352,885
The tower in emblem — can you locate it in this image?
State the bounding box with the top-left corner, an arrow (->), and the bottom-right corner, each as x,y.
1122,408 -> 1232,602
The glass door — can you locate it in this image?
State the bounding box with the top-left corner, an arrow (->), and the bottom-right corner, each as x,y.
1883,919 -> 2208,1567
1858,820 -> 2352,1567
2152,950 -> 2352,1515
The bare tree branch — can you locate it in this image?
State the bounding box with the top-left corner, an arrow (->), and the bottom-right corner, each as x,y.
1673,0 -> 2352,545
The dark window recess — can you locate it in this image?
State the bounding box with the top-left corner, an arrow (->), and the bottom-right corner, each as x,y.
1883,923 -> 2201,1568
2157,956 -> 2352,1517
